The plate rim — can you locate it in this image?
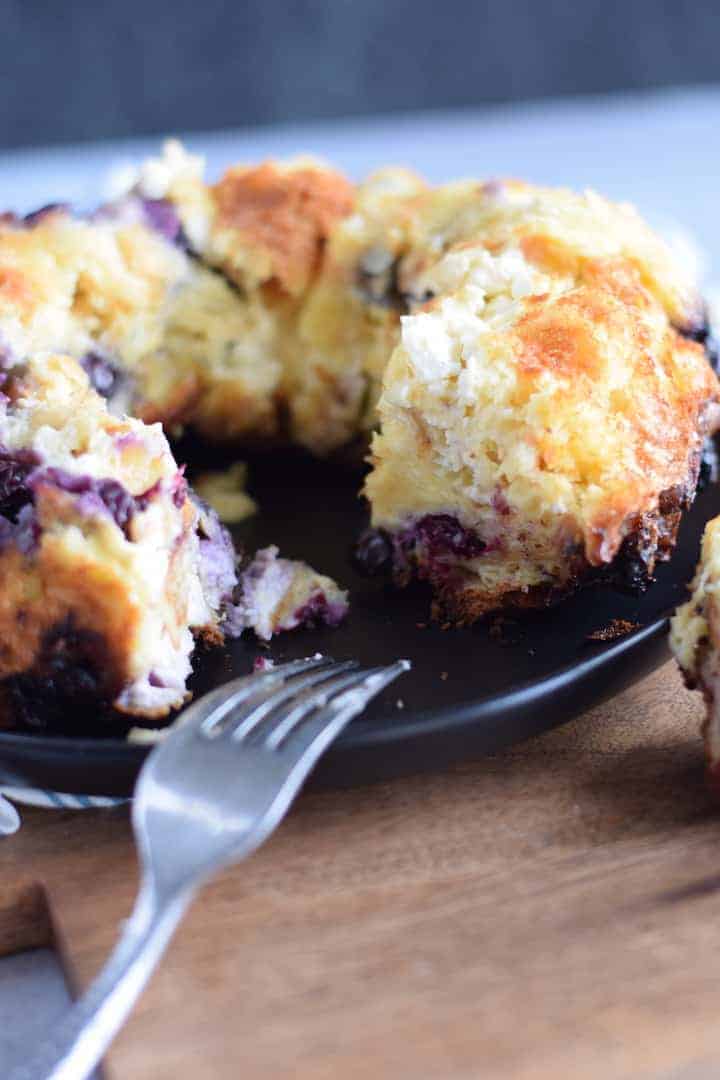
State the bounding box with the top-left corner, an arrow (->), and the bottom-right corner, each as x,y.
0,614 -> 667,761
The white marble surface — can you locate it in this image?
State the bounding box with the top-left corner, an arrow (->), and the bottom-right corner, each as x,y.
0,82 -> 718,1071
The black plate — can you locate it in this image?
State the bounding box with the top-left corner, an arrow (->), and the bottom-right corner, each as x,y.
0,447 -> 715,797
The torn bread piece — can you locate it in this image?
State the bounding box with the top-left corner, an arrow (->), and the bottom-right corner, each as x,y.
230,546 -> 349,641
0,355 -> 348,726
112,140 -> 357,448
0,353 -> 238,720
0,191 -> 281,441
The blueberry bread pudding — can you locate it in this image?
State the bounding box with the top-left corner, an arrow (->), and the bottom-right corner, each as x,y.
0,354 -> 347,723
0,352 -> 232,719
359,183 -> 719,619
0,140 -> 716,728
132,145 -> 717,619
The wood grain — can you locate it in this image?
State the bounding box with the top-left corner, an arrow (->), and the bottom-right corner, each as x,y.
0,882 -> 50,957
2,659 -> 720,1079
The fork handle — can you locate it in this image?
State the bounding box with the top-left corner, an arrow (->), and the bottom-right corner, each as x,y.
10,880 -> 193,1080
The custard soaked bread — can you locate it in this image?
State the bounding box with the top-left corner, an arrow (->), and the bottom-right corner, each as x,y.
0,353 -> 232,719
0,141 -> 715,724
0,193 -> 284,440
363,188 -> 719,617
349,179 -> 718,617
0,354 -> 347,721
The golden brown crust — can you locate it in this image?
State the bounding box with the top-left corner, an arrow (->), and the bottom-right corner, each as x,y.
507,262 -> 718,564
212,163 -> 355,295
0,265 -> 34,310
519,232 -> 582,277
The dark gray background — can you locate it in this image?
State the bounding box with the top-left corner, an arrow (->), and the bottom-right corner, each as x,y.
2,0 -> 720,150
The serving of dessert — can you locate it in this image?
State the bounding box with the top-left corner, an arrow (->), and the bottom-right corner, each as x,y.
0,139 -> 718,751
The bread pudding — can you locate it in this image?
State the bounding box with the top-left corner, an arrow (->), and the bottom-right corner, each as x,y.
0,353 -> 347,723
0,352 -> 232,719
0,139 -> 715,721
365,262 -> 717,618
355,182 -> 718,618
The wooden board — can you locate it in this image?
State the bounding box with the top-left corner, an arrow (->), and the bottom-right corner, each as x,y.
3,659 -> 720,1079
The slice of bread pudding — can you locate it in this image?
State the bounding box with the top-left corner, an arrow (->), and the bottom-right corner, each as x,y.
0,194 -> 282,441
0,355 -> 346,724
110,141 -> 357,448
0,353 -> 234,718
671,517 -> 720,786
359,181 -> 719,618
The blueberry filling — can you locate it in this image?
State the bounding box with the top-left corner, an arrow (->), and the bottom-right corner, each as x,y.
140,198 -> 184,244
352,527 -> 394,575
0,446 -> 40,521
392,513 -> 488,585
80,351 -> 124,400
94,195 -> 190,252
354,515 -> 487,584
400,514 -> 486,561
191,494 -> 241,631
0,441 -> 181,552
292,592 -> 347,630
30,467 -> 161,539
0,447 -> 42,553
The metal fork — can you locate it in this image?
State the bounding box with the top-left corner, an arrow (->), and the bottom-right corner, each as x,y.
12,655 -> 409,1080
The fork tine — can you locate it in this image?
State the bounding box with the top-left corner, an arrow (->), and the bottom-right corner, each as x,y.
230,660 -> 358,741
267,660 -> 411,751
262,666 -> 377,748
188,656 -> 331,736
